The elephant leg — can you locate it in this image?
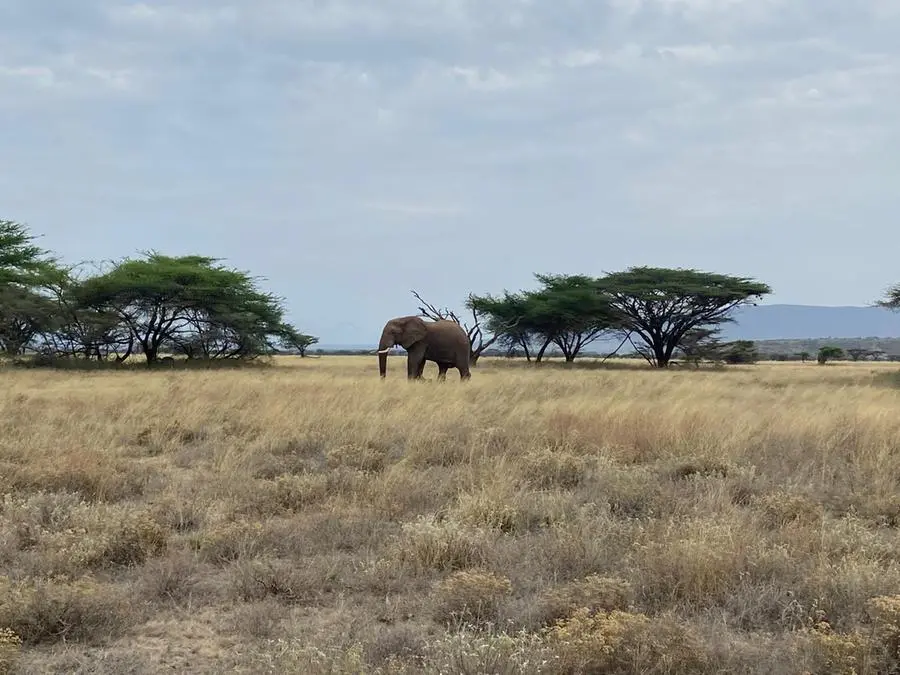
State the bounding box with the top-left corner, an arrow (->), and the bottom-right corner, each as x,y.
437,364 -> 448,381
458,364 -> 471,380
407,346 -> 426,379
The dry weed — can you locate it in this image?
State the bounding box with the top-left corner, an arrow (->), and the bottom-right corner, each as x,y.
0,575 -> 135,645
0,627 -> 22,674
392,515 -> 495,573
535,574 -> 634,626
544,607 -> 710,674
431,570 -> 513,625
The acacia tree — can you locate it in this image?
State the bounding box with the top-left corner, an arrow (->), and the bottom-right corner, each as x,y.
817,345 -> 843,364
877,283 -> 900,312
676,326 -> 723,367
277,326 -> 319,356
0,220 -> 64,356
467,291 -> 540,360
72,252 -> 309,365
596,267 -> 772,368
721,340 -> 759,364
468,274 -> 621,363
527,274 -> 621,362
0,285 -> 60,356
163,289 -> 291,359
0,219 -> 59,286
36,264 -> 135,361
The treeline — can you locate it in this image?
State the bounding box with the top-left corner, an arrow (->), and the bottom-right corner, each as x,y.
417,271 -> 900,369
416,267 -> 900,369
756,338 -> 900,362
8,214 -> 900,371
0,220 -> 317,366
417,269 -> 772,368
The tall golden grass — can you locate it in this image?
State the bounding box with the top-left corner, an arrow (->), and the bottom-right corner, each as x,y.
3,356 -> 900,673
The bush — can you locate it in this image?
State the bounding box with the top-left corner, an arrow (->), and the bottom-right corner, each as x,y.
544,608 -> 710,674
0,576 -> 135,645
432,570 -> 513,625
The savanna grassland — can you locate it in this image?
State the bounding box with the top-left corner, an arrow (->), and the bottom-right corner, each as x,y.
4,356 -> 900,674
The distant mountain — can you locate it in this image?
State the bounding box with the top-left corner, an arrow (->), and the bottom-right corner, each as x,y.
722,304 -> 900,340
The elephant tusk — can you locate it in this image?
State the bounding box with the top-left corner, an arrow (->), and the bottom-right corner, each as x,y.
376,348 -> 392,354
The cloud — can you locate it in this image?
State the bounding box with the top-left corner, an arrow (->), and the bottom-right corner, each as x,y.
107,2 -> 238,32
447,66 -> 543,92
0,65 -> 55,87
0,0 -> 898,341
656,43 -> 736,64
365,202 -> 467,218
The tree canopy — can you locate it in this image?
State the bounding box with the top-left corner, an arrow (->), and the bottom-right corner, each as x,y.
466,268 -> 771,367
596,267 -> 772,368
277,325 -> 320,356
469,273 -> 622,362
72,252 -> 298,364
1,216 -> 789,372
0,219 -> 59,287
0,220 -> 67,357
0,284 -> 59,357
0,220 -> 317,366
877,284 -> 900,312
467,290 -> 537,359
528,274 -> 621,361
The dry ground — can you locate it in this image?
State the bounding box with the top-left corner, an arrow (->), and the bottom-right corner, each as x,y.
3,356 -> 900,673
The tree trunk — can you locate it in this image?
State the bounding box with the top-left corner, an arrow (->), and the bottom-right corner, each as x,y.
535,338 -> 552,363
144,344 -> 159,366
652,336 -> 669,368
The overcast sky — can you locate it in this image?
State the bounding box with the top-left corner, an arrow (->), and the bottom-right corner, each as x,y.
1,1 -> 898,343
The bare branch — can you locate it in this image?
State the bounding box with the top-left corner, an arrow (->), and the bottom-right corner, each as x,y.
411,289 -> 457,323
411,289 -> 516,366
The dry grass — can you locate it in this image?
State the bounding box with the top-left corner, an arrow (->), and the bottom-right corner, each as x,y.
3,355 -> 900,673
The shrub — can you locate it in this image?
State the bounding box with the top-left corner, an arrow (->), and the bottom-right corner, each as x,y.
544,608 -> 710,674
393,516 -> 494,573
0,576 -> 134,645
432,570 -> 513,625
535,575 -> 633,626
0,627 -> 22,672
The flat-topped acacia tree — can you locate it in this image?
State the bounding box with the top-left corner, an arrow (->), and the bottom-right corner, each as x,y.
468,274 -> 622,363
596,266 -> 772,368
72,252 -> 306,365
525,273 -> 622,362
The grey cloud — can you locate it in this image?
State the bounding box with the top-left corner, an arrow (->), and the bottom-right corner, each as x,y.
0,0 -> 898,340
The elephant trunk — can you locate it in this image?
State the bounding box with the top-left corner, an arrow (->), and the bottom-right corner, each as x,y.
377,329 -> 393,378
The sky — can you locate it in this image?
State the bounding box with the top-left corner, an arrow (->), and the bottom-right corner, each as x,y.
1,1 -> 898,344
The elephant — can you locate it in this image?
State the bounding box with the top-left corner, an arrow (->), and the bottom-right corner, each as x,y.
377,315 -> 471,381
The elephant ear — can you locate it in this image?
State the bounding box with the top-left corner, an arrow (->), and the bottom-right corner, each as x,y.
400,316 -> 428,349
